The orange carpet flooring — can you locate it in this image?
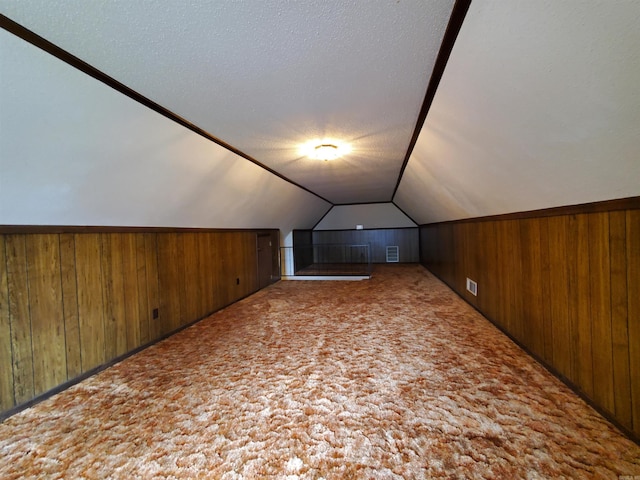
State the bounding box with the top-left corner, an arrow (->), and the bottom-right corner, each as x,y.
0,265 -> 638,479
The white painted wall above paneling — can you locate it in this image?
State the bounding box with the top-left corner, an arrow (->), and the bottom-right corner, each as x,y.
395,0 -> 640,224
314,203 -> 416,230
0,30 -> 330,234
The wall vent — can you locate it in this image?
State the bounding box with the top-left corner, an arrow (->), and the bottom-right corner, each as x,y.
466,278 -> 478,296
386,246 -> 399,263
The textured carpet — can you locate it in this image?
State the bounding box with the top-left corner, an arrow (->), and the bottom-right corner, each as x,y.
0,265 -> 638,479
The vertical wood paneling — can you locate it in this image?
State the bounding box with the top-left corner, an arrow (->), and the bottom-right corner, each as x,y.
182,233 -> 200,323
74,234 -> 105,372
6,235 -> 34,403
480,221 -> 499,323
519,218 -> 544,356
176,234 -> 189,327
225,233 -> 240,302
144,234 -> 160,339
420,204 -> 639,438
217,233 -> 233,307
507,220 -> 524,343
113,233 -> 129,357
193,234 -> 204,318
271,231 -> 280,281
1,228 -> 269,417
234,232 -> 246,294
548,216 -> 572,380
100,234 -> 116,360
442,225 -> 455,288
430,227 -> 438,271
567,214 -> 593,397
210,233 -> 225,312
121,234 -> 141,351
158,234 -> 181,334
197,234 -> 211,317
457,224 -> 471,303
538,218 -> 554,364
59,234 -> 82,379
473,222 -> 486,313
609,211 -> 631,428
0,236 -> 15,410
311,228 -> 419,264
495,221 -> 509,331
235,232 -> 248,296
25,234 -> 66,395
589,213 -> 615,414
242,232 -> 259,296
101,234 -> 127,359
257,234 -> 273,290
626,210 -> 640,434
437,225 -> 444,271
135,234 -> 150,344
202,233 -> 216,314
436,225 -> 446,278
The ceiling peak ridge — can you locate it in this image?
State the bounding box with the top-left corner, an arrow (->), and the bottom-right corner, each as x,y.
333,201 -> 396,207
390,0 -> 473,202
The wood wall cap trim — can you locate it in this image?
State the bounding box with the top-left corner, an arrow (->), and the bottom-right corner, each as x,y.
311,226 -> 419,233
421,196 -> 640,227
0,225 -> 280,235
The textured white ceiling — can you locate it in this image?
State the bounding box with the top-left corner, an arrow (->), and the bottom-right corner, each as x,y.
0,28 -> 330,232
1,0 -> 455,204
3,0 -> 637,227
395,0 -> 640,224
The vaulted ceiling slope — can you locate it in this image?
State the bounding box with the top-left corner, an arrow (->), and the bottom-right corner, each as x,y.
0,28 -> 329,233
2,1 -> 638,232
0,0 -> 456,205
395,0 -> 640,224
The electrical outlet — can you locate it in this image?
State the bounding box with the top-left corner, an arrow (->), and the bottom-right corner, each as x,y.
466,278 -> 478,296
152,308 -> 159,319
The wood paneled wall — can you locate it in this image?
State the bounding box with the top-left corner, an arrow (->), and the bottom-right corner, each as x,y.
292,230 -> 314,271
420,202 -> 640,439
313,228 -> 419,263
0,229 -> 277,415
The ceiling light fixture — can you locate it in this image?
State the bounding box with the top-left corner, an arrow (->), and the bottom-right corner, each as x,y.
313,144 -> 339,161
300,139 -> 351,161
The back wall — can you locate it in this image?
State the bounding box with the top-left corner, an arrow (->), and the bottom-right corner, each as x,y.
313,228 -> 418,263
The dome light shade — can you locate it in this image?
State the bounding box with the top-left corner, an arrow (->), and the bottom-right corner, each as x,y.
313,144 -> 339,161
300,140 -> 351,161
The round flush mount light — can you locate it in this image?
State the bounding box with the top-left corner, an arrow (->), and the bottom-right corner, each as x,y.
300,140 -> 351,161
313,144 -> 339,161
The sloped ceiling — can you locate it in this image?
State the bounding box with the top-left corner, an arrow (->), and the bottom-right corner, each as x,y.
395,0 -> 640,224
0,28 -> 329,232
1,1 -> 639,231
0,0 -> 455,205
